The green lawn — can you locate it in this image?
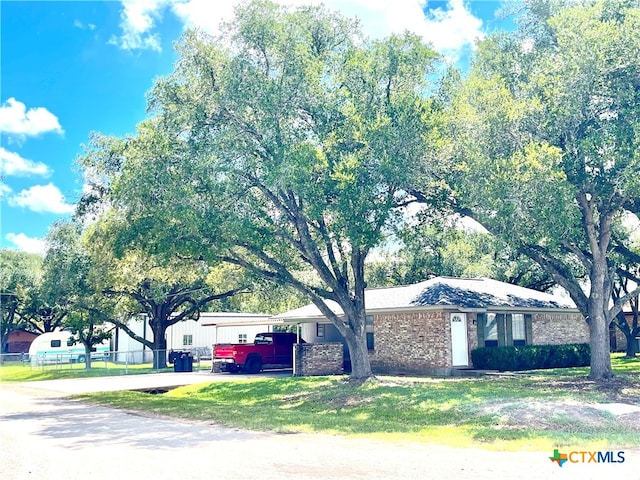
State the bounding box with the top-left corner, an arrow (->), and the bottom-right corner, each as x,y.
70,354 -> 640,451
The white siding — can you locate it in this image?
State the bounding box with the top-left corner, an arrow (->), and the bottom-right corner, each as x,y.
114,315 -> 274,364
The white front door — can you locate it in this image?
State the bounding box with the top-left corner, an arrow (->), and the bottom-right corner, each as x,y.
450,313 -> 469,367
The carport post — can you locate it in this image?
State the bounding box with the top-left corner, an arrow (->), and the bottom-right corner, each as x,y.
296,323 -> 301,343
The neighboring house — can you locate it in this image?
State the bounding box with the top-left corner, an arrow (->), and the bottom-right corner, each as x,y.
113,312 -> 273,363
4,330 -> 38,354
274,277 -> 589,375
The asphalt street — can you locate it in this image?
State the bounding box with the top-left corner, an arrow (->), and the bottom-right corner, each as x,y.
1,372 -> 638,480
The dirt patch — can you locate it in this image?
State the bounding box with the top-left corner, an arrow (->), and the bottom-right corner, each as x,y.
529,376 -> 640,403
483,400 -> 606,430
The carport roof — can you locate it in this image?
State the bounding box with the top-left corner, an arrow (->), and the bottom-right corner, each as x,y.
200,312 -> 276,327
273,276 -> 577,322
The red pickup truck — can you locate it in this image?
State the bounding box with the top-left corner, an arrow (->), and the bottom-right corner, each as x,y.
213,332 -> 304,373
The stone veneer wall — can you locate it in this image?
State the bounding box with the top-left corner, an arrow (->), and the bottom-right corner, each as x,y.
369,311 -> 452,374
532,312 -> 589,345
293,342 -> 343,377
467,312 -> 479,353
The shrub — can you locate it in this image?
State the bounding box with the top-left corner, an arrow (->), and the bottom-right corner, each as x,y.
470,343 -> 590,371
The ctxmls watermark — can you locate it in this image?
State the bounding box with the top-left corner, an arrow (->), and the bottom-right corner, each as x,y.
549,449 -> 625,467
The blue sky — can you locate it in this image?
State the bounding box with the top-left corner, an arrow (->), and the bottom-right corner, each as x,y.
0,0 -> 511,254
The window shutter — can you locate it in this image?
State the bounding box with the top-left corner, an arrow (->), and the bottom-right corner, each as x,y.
505,314 -> 513,346
477,313 -> 486,346
525,314 -> 533,344
496,314 -> 506,347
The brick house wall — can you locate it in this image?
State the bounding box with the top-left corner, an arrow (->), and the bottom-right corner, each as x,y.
297,309 -> 589,376
369,311 -> 452,374
531,312 -> 589,345
293,342 -> 343,376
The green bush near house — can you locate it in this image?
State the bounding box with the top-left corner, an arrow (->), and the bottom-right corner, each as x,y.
471,343 -> 590,371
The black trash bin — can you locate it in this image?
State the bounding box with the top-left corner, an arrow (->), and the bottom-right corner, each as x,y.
168,350 -> 180,365
173,351 -> 193,372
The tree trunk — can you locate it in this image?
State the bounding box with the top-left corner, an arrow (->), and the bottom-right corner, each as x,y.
587,311 -> 613,380
615,312 -> 639,358
151,322 -> 168,369
84,344 -> 92,370
587,257 -> 613,380
343,328 -> 372,381
625,334 -> 638,358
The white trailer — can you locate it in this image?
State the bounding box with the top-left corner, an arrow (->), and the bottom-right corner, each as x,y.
28,330 -> 110,365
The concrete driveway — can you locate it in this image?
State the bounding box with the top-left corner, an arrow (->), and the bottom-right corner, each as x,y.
14,370 -> 291,394
1,372 -> 638,480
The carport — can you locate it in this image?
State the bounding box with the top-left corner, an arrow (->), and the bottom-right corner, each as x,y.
203,313 -> 345,376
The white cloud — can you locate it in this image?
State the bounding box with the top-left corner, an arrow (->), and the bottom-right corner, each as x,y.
109,0 -> 172,51
622,211 -> 640,242
74,19 -> 97,31
0,147 -> 52,177
4,233 -> 46,255
420,0 -> 484,54
169,0 -> 237,35
8,183 -> 75,214
0,182 -> 11,198
0,98 -> 64,137
114,0 -> 484,62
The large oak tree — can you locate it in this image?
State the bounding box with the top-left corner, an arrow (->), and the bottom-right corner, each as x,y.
437,0 -> 640,379
82,0 -> 440,380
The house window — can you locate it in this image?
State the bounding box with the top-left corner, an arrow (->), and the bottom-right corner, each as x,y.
316,323 -> 325,338
183,334 -> 193,346
366,315 -> 374,350
238,334 -> 247,344
480,312 -> 530,347
484,313 -> 498,347
512,314 -> 526,346
51,340 -> 61,348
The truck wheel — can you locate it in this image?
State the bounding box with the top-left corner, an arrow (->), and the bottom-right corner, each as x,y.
77,355 -> 86,363
244,356 -> 262,374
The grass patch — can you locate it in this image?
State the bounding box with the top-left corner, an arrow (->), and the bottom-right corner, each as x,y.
77,364 -> 640,451
7,353 -> 639,450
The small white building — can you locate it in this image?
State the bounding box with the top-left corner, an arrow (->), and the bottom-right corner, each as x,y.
113,312 -> 275,364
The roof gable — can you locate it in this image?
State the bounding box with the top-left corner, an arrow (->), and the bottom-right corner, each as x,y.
274,277 -> 576,321
411,282 -> 570,308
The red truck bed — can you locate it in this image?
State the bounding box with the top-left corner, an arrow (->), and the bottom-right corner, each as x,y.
213,332 -> 304,373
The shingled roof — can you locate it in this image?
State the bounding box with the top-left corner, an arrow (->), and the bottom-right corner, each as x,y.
274,277 -> 576,322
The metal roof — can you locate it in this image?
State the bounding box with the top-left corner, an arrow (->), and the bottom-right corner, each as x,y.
199,312 -> 275,327
274,277 -> 577,322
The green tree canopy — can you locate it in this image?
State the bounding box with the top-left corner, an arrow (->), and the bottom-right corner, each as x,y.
0,250 -> 42,355
41,220 -> 114,368
80,0 -> 440,380
80,213 -> 245,369
366,218 -> 558,291
439,0 -> 640,379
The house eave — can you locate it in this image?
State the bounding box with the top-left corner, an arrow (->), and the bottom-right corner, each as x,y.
275,304 -> 581,324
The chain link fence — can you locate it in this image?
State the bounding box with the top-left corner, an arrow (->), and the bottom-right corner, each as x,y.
0,347 -> 212,373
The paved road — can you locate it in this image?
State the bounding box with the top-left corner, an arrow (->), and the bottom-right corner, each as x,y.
1,372 -> 638,480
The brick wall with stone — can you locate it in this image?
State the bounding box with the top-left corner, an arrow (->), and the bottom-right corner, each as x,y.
532,313 -> 589,345
369,311 -> 452,374
467,312 -> 479,353
293,342 -> 343,376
